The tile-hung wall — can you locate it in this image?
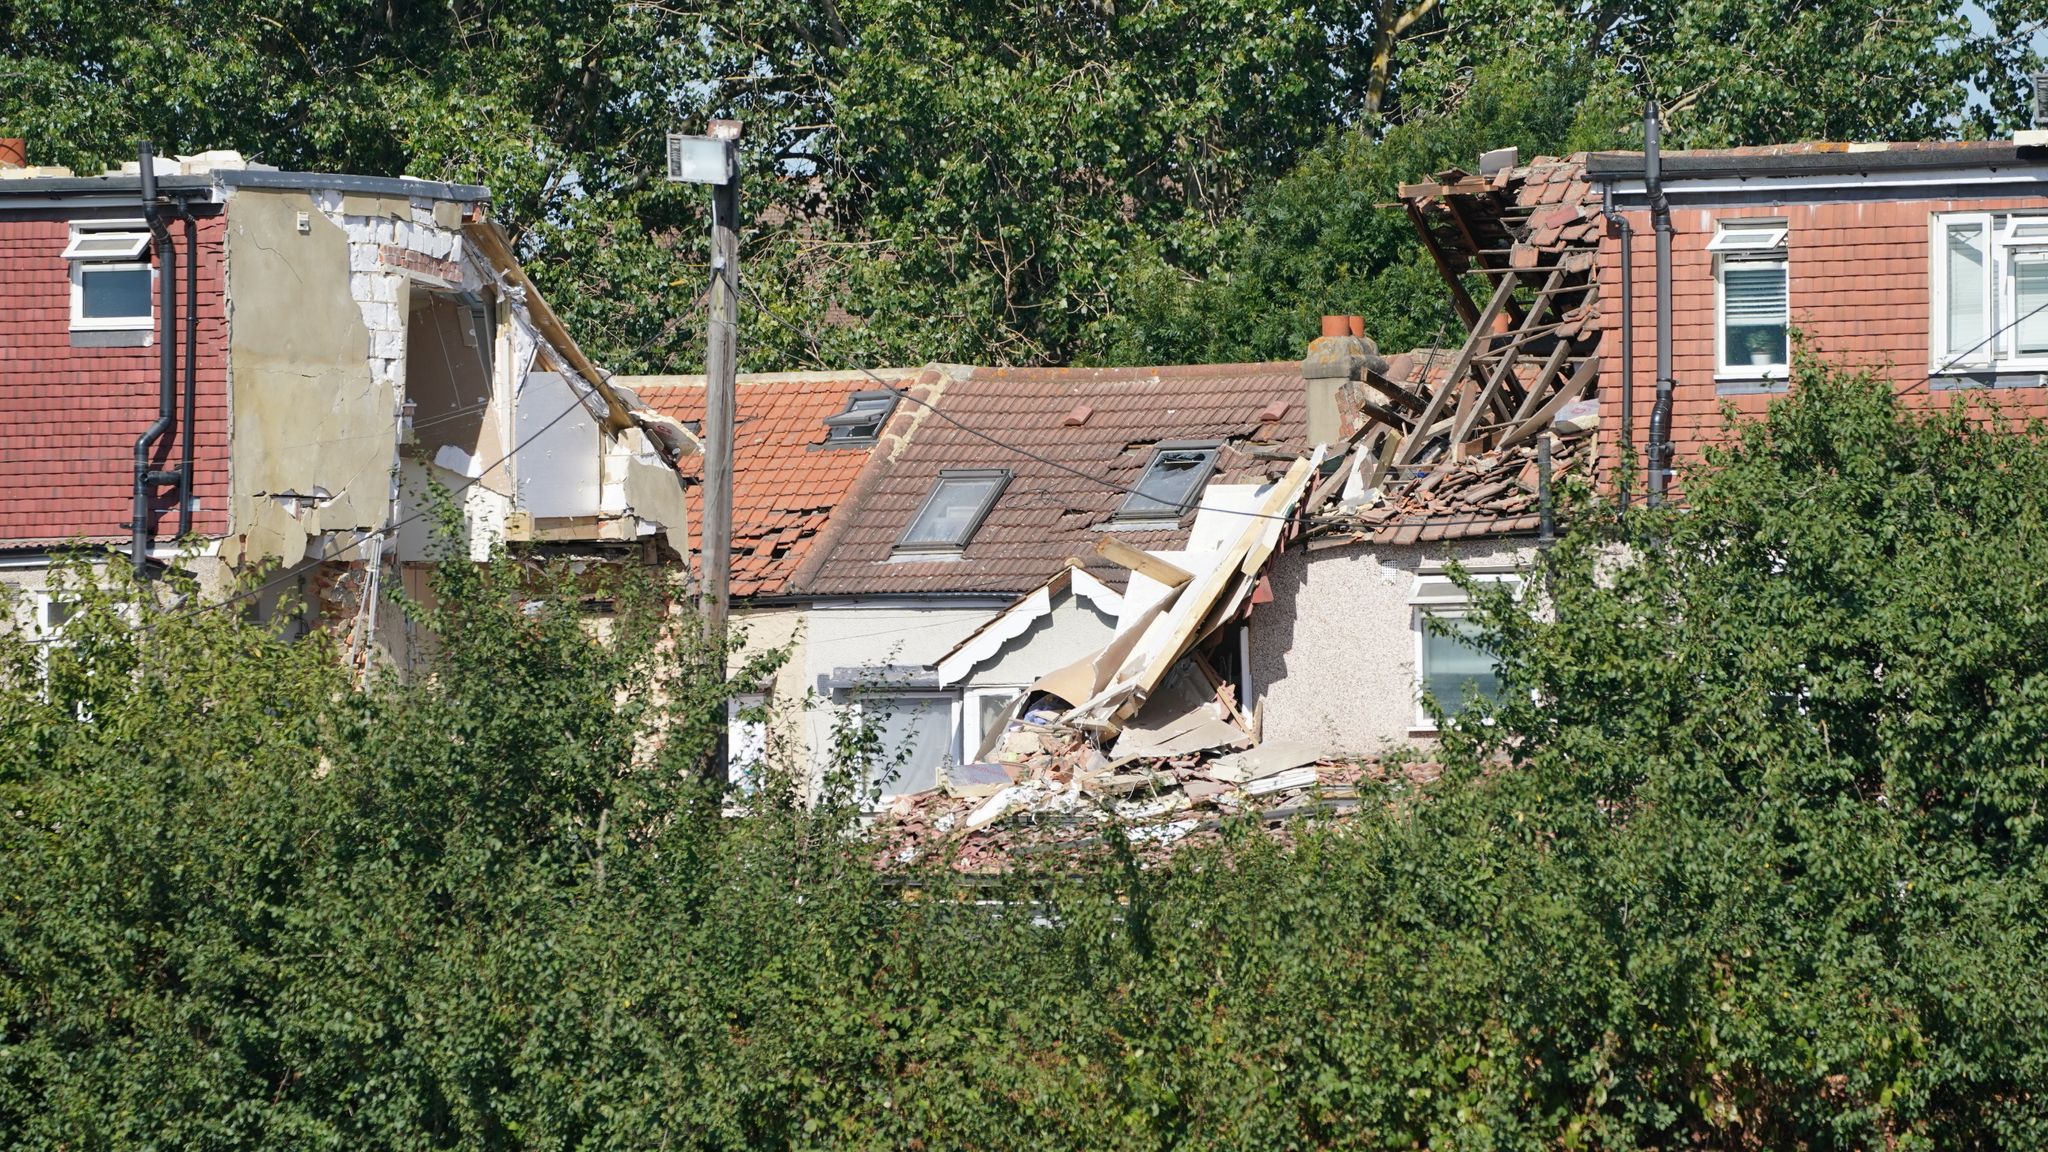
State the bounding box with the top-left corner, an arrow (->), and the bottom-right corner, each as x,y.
0,213 -> 231,546
1594,198 -> 2048,478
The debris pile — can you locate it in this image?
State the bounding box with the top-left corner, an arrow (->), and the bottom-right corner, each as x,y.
876,720 -> 1438,872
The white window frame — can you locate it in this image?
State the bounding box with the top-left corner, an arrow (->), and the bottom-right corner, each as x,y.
961,685 -> 1026,763
1712,219 -> 1790,381
1929,211 -> 2048,373
727,692 -> 770,792
65,221 -> 156,332
69,261 -> 155,332
1408,570 -> 1519,733
1933,213 -> 1995,370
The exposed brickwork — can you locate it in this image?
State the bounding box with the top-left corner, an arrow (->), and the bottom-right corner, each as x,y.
0,211 -> 229,548
1595,196 -> 2048,471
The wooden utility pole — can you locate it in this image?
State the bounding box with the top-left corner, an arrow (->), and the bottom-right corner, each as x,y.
702,122 -> 740,647
702,120 -> 741,784
669,118 -> 743,786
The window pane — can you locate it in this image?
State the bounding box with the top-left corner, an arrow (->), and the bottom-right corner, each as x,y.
1723,263 -> 1788,366
2015,254 -> 2048,355
901,475 -> 1002,547
826,394 -> 893,441
1421,618 -> 1499,717
65,232 -> 150,259
870,696 -> 950,795
1121,448 -> 1215,518
1947,224 -> 1988,356
80,267 -> 152,319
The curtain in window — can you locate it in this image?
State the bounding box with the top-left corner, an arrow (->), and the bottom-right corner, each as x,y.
1946,224 -> 1989,360
1421,617 -> 1499,718
2014,252 -> 2048,356
869,696 -> 951,795
1723,262 -> 1789,367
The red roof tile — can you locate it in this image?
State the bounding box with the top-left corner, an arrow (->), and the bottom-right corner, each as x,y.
621,371 -> 909,598
794,362 -> 1309,597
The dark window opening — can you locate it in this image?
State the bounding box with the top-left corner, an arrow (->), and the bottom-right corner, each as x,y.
1118,444 -> 1218,520
823,391 -> 897,444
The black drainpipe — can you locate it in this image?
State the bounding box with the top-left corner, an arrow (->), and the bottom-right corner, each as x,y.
132,141 -> 178,577
1600,179 -> 1634,511
1644,101 -> 1676,507
176,205 -> 198,540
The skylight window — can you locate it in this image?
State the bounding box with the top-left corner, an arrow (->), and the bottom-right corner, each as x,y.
61,231 -> 151,260
897,469 -> 1009,552
823,391 -> 896,444
1117,444 -> 1218,521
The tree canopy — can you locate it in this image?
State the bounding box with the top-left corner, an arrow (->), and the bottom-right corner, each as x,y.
5,362 -> 2048,1147
5,0 -> 2043,372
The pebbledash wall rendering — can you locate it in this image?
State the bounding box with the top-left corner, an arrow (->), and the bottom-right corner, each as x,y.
0,145 -> 691,666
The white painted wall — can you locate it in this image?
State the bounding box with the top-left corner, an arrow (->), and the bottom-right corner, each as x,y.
1250,538 -> 1534,756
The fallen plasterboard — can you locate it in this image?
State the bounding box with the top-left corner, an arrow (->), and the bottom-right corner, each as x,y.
1107,662 -> 1248,760
1207,740 -> 1327,785
1242,765 -> 1320,797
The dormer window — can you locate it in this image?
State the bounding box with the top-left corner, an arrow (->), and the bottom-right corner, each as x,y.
1117,443 -> 1218,521
897,469 -> 1008,553
822,391 -> 896,445
64,223 -> 154,333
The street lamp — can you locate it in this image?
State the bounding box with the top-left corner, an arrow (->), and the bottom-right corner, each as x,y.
667,119 -> 741,785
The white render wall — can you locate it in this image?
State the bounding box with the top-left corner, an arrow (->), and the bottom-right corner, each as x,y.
1250,537 -> 1535,756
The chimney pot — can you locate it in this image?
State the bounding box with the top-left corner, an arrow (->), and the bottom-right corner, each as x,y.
1320,315 -> 1347,338
1346,315 -> 1365,338
0,139 -> 23,169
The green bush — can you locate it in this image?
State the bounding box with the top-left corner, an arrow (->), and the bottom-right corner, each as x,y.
4,361 -> 2048,1148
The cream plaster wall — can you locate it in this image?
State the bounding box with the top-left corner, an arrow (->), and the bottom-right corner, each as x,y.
1250,538 -> 1535,756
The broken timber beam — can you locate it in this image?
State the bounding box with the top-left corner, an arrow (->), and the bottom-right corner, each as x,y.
1396,269 -> 1519,465
1095,537 -> 1193,588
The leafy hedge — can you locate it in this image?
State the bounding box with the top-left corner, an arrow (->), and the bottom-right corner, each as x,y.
4,363 -> 2047,1149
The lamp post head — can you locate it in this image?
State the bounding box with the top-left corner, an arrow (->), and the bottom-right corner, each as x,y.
666,123 -> 741,186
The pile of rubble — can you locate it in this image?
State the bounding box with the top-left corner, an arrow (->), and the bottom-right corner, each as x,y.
876,712 -> 1439,873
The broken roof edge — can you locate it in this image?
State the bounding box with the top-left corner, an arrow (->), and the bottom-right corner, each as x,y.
781,363 -> 958,595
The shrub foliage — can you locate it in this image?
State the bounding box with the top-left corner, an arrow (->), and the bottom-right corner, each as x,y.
4,363 -> 2047,1148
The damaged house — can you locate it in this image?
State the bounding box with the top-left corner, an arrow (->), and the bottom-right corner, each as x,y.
0,139 -> 690,667
630,361 -> 1310,798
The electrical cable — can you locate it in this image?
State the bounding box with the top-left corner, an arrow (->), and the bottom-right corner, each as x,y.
131,379 -> 612,635
737,283 -> 1316,525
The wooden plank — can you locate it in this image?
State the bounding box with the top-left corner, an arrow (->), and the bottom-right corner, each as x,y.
1094,536 -> 1192,588
1449,335 -> 1527,447
1499,356 -> 1599,449
1404,202 -> 1479,328
1358,430 -> 1400,492
1505,339 -> 1573,427
1127,455 -> 1317,705
1395,270 -> 1519,465
1362,367 -> 1427,413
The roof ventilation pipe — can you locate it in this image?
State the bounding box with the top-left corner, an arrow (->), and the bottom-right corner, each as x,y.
1645,101 -> 1676,507
132,140 -> 180,578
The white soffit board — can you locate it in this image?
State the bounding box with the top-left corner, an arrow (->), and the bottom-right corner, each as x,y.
936,584 -> 1053,687
1069,568 -> 1124,618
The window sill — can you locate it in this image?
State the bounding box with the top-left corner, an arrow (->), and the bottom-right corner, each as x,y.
1929,370 -> 2048,390
1406,726 -> 1441,740
1713,372 -> 1789,395
69,329 -> 152,348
